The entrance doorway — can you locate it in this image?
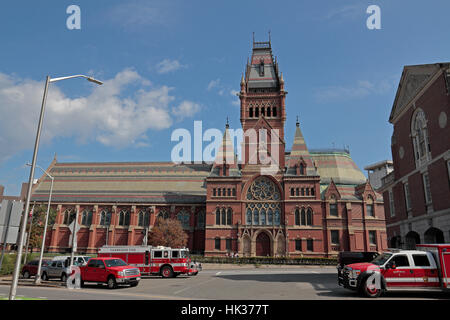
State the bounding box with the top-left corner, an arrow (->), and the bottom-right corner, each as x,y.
256,232 -> 271,256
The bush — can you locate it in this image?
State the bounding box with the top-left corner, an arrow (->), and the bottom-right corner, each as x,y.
0,252 -> 59,276
190,255 -> 337,266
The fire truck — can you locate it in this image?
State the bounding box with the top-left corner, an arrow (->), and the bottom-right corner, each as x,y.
98,245 -> 201,278
339,244 -> 450,297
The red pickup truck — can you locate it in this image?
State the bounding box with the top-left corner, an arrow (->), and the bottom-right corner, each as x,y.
79,257 -> 141,289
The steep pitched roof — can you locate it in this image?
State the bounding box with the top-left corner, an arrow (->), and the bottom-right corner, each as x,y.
285,120 -> 317,176
209,124 -> 240,177
245,40 -> 281,90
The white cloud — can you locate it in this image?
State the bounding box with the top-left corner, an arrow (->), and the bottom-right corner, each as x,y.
156,59 -> 186,74
314,78 -> 397,103
0,69 -> 201,162
207,78 -> 221,91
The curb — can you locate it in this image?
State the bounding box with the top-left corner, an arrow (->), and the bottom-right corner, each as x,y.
0,279 -> 63,288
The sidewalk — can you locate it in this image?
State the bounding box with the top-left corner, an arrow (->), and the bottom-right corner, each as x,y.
0,276 -> 63,288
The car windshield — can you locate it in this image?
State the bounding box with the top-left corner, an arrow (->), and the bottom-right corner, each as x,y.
371,253 -> 392,266
180,250 -> 189,258
104,259 -> 127,267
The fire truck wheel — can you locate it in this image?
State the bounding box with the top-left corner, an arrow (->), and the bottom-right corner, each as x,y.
161,266 -> 174,278
360,277 -> 382,298
107,276 -> 118,289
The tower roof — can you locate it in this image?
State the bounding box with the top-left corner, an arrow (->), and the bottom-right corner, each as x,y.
245,36 -> 280,90
285,120 -> 317,176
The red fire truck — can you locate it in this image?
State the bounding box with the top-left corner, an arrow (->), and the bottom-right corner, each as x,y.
339,244 -> 450,297
98,245 -> 201,278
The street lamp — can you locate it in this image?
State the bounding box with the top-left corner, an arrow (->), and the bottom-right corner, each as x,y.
9,74 -> 102,300
25,163 -> 54,285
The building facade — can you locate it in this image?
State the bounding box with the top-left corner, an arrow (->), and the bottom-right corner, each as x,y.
30,40 -> 388,257
379,63 -> 450,249
364,160 -> 393,191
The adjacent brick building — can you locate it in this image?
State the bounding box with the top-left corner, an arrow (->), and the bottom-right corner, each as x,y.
30,40 -> 388,257
379,63 -> 450,249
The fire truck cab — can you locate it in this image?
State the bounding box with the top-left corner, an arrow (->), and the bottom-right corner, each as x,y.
98,245 -> 201,278
339,244 -> 450,298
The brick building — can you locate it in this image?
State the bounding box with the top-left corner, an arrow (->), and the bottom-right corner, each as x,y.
30,40 -> 387,257
379,63 -> 450,249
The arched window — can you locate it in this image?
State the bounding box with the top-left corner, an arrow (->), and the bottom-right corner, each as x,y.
245,176 -> 282,226
411,109 -> 430,166
63,208 -> 75,225
301,208 -> 306,226
177,210 -> 190,229
306,208 -> 313,226
366,196 -> 375,217
197,210 -> 205,228
215,208 -> 221,225
118,210 -> 130,226
226,208 -> 232,225
295,209 -> 300,226
158,209 -> 169,220
138,209 -> 150,227
221,208 -> 226,225
99,210 -> 111,226
81,209 -> 92,226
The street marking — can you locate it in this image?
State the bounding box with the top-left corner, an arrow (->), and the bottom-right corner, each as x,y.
173,278 -> 217,295
215,272 -> 221,275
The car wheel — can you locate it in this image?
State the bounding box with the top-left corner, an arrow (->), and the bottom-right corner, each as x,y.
61,273 -> 67,283
80,280 -> 85,288
161,266 -> 174,278
360,277 -> 382,298
23,271 -> 30,279
42,272 -> 48,281
107,276 -> 117,289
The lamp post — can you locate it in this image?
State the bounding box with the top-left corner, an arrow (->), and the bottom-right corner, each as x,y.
25,164 -> 54,285
9,74 -> 102,300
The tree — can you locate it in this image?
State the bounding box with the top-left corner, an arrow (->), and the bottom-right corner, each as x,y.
148,217 -> 188,248
27,205 -> 57,252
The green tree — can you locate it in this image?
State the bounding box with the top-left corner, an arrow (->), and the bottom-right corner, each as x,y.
148,217 -> 188,248
27,205 -> 57,252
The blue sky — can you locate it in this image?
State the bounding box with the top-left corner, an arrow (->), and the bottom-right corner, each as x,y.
1,0 -> 449,195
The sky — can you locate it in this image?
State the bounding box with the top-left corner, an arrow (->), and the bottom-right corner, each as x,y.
0,0 -> 449,195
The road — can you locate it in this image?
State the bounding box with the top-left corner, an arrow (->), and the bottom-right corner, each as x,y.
0,266 -> 449,300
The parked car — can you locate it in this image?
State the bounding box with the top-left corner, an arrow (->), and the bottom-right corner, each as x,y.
21,259 -> 52,279
79,257 -> 141,289
41,255 -> 92,282
337,251 -> 379,286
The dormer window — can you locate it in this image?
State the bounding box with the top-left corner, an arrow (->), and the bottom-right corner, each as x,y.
259,60 -> 265,76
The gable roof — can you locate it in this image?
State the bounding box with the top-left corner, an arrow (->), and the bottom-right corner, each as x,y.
389,62 -> 450,123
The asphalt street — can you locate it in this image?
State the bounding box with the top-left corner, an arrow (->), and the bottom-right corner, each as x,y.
0,266 -> 449,300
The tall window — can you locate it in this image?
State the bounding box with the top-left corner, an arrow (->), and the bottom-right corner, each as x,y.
389,190 -> 395,217
404,183 -> 412,211
422,173 -> 432,204
306,208 -> 313,226
306,239 -> 314,251
118,210 -> 130,226
177,210 -> 190,229
99,210 -> 111,226
366,196 -> 374,217
215,238 -> 221,250
295,239 -> 302,251
245,176 -> 281,226
63,208 -> 76,225
295,209 -> 300,226
138,209 -> 150,227
226,238 -> 232,251
411,109 -> 430,167
81,209 -> 93,226
369,231 -> 377,245
197,211 -> 205,228
329,201 -> 338,217
216,208 -> 232,225
301,208 -> 306,226
331,230 -> 339,245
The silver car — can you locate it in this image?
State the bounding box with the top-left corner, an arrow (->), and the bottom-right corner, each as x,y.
41,256 -> 91,282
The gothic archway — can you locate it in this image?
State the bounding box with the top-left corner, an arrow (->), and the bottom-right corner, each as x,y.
405,231 -> 420,249
424,227 -> 444,244
256,232 -> 271,257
